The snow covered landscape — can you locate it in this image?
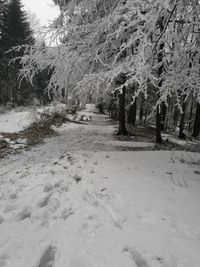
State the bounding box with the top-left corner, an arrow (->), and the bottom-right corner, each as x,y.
1,0 -> 200,266
0,104 -> 200,267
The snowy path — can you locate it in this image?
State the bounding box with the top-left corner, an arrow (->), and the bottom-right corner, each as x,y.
0,105 -> 200,267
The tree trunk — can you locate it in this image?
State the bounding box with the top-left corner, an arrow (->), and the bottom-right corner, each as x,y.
173,106 -> 179,127
192,102 -> 200,138
161,102 -> 167,131
139,96 -> 144,125
155,18 -> 164,143
179,101 -> 186,139
156,106 -> 162,143
12,87 -> 17,107
128,98 -> 137,126
188,100 -> 193,131
117,86 -> 128,135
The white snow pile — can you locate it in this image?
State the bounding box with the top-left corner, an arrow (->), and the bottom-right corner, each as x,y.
0,110 -> 37,133
37,103 -> 68,118
65,103 -> 96,122
66,113 -> 92,122
0,103 -> 70,134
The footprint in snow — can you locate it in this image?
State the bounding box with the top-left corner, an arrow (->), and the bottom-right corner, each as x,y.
123,247 -> 150,267
47,198 -> 60,213
31,209 -> 50,227
61,206 -> 74,220
37,193 -> 53,208
15,206 -> 32,221
0,215 -> 4,224
0,254 -> 10,267
3,203 -> 18,214
43,183 -> 54,193
156,253 -> 177,267
81,214 -> 102,236
83,190 -> 126,229
82,191 -> 99,207
38,245 -> 57,267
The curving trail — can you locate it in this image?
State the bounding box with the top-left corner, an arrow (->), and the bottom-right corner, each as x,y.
0,104 -> 200,267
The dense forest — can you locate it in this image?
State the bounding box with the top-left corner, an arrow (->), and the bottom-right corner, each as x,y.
1,2 -> 200,266
0,0 -> 49,106
1,0 -> 200,142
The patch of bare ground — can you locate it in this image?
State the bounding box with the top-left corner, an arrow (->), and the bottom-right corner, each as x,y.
115,124 -> 200,152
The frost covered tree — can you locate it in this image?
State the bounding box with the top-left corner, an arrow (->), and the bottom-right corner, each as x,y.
15,0 -> 200,140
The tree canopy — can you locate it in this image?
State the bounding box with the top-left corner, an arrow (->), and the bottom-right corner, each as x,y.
16,0 -> 200,108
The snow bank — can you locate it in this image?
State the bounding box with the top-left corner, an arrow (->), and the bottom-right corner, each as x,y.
0,110 -> 36,133
37,103 -> 67,117
0,103 -> 67,134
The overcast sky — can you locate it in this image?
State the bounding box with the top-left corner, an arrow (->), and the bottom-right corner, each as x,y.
22,0 -> 60,26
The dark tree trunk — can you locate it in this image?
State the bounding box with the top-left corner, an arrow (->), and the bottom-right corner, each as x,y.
161,102 -> 167,131
117,86 -> 128,135
128,98 -> 137,126
156,106 -> 162,143
139,96 -> 144,125
188,98 -> 194,131
192,102 -> 200,138
179,101 -> 186,139
155,18 -> 164,143
12,87 -> 17,107
98,103 -> 104,114
173,107 -> 179,127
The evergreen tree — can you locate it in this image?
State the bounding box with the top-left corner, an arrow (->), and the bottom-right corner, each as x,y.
0,0 -> 8,103
1,0 -> 33,49
0,0 -> 34,105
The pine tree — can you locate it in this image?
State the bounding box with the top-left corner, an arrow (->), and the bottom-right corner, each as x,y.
0,0 -> 8,103
1,0 -> 33,49
0,0 -> 34,105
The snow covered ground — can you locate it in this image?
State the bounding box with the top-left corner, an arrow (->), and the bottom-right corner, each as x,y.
0,103 -> 68,134
0,110 -> 36,133
0,104 -> 200,267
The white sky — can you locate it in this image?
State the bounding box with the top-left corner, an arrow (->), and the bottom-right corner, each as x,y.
22,0 -> 60,26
